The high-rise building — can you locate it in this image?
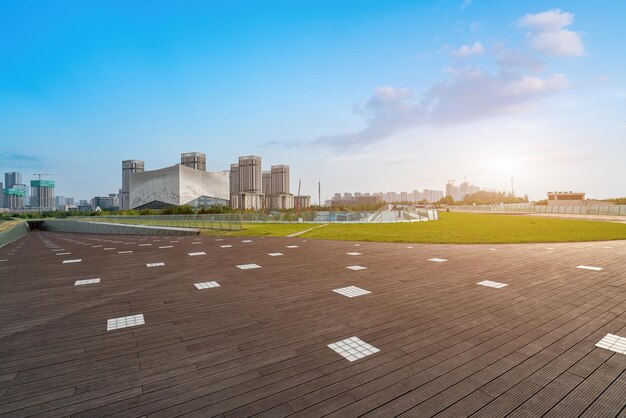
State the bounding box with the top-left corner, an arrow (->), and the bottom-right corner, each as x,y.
30,180 -> 55,209
94,195 -> 117,210
180,152 -> 206,171
3,187 -> 25,209
294,195 -> 312,209
423,189 -> 444,202
238,155 -> 262,193
4,172 -> 21,189
270,165 -> 289,195
55,196 -> 67,209
121,160 -> 145,210
229,163 -> 240,195
262,171 -> 272,196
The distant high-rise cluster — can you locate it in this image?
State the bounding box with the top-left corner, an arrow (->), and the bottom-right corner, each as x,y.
445,180 -> 481,201
330,188 -> 444,206
229,156 -> 310,210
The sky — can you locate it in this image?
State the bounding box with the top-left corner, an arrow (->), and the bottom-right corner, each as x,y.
1,0 -> 625,202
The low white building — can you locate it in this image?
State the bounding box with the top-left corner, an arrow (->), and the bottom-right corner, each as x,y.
129,164 -> 229,209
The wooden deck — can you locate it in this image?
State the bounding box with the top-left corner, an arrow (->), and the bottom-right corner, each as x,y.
1,231 -> 625,417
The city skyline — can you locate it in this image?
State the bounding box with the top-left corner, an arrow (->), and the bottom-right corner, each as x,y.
1,1 -> 625,200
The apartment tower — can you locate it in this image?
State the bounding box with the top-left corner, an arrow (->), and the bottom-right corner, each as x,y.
121,160 -> 145,210
180,152 -> 206,171
270,165 -> 290,195
238,155 -> 262,193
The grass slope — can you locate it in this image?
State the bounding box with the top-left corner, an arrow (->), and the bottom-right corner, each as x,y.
301,212 -> 626,243
201,223 -> 317,237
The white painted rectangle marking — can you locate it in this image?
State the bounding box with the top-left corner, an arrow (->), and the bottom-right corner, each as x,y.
146,262 -> 165,267
63,259 -> 82,264
328,336 -> 380,361
477,280 -> 508,289
75,278 -> 101,286
268,253 -> 284,256
333,286 -> 371,298
220,245 -> 233,248
118,251 -> 133,254
428,258 -> 448,263
138,244 -> 152,247
159,246 -> 173,249
103,248 -> 115,250
52,249 -> 64,251
92,245 -> 102,248
188,252 -> 207,256
107,314 -> 145,331
242,240 -> 253,243
56,252 -> 71,256
346,252 -> 362,256
194,281 -> 220,289
596,333 -> 626,354
286,245 -> 300,248
191,242 -> 202,245
346,265 -> 367,271
215,238 -> 224,241
237,263 -> 261,270
576,265 -> 603,271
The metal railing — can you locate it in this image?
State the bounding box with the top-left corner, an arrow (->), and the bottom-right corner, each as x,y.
240,209 -> 439,223
448,204 -> 626,216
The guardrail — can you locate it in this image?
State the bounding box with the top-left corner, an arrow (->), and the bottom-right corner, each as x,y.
0,221 -> 29,248
448,204 -> 626,216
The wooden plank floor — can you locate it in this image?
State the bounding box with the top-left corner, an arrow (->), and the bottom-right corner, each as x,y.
0,231 -> 625,417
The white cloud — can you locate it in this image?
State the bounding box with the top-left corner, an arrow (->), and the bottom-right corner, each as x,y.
373,86 -> 412,101
450,41 -> 485,58
518,9 -> 584,56
469,20 -> 484,31
310,10 -> 582,150
507,74 -> 568,95
460,0 -> 473,11
314,68 -> 569,149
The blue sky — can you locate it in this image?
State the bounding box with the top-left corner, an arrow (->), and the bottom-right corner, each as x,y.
1,0 -> 624,201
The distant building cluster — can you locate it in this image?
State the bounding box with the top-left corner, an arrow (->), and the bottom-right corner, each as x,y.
2,172 -> 59,211
329,189 -> 444,207
229,155 -> 311,210
445,181 -> 481,202
118,152 -> 311,211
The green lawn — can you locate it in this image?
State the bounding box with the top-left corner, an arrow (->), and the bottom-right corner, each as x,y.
200,223 -> 318,237
0,220 -> 21,233
204,212 -> 626,243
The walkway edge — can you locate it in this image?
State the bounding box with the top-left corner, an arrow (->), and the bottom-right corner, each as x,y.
287,223 -> 330,237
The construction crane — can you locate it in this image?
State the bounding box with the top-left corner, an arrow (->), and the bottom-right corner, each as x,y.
32,173 -> 58,210
295,179 -> 302,217
318,180 -> 321,207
